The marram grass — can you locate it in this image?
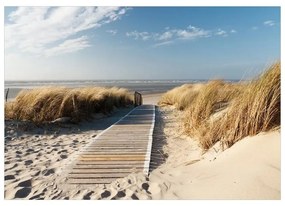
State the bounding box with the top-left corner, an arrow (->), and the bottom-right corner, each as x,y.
5,86 -> 133,123
159,62 -> 280,150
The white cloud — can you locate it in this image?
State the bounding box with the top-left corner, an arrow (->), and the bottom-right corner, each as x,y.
126,25 -> 211,44
5,7 -> 127,56
176,28 -> 210,40
126,24 -> 234,47
264,20 -> 275,26
126,31 -> 152,41
153,41 -> 173,48
158,31 -> 174,41
215,29 -> 227,37
106,29 -> 118,35
44,36 -> 90,57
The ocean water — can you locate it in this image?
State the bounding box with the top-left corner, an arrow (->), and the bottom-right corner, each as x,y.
5,80 -> 211,100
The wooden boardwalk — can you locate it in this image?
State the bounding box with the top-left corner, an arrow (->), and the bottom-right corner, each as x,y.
67,104 -> 155,184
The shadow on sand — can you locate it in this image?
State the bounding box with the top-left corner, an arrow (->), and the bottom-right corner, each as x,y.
149,106 -> 168,172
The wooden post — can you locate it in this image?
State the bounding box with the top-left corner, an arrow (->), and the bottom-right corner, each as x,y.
5,88 -> 9,102
134,91 -> 142,107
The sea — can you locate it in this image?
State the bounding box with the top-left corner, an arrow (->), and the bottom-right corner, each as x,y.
4,79 -> 236,100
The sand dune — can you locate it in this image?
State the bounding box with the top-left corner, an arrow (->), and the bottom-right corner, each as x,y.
4,95 -> 280,200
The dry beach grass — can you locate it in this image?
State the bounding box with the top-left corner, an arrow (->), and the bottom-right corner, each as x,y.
159,62 -> 280,150
5,86 -> 133,123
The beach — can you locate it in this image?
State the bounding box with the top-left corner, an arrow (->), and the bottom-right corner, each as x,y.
4,6 -> 281,202
4,80 -> 201,101
4,91 -> 280,199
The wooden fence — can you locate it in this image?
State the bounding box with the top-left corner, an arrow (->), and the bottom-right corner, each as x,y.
134,91 -> 142,107
5,88 -> 9,102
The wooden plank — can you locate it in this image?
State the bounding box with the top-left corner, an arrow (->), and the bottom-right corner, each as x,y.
71,168 -> 144,173
88,142 -> 148,145
99,133 -> 149,136
75,161 -> 145,165
68,178 -> 117,184
81,152 -> 146,155
74,162 -> 145,167
89,141 -> 149,144
79,156 -> 147,161
109,127 -> 151,129
84,146 -> 147,149
87,144 -> 147,147
94,139 -> 149,142
80,154 -> 146,158
89,142 -> 148,145
83,149 -> 147,152
69,173 -> 131,178
98,136 -> 148,139
96,137 -> 148,139
108,128 -> 151,131
90,139 -> 149,142
82,150 -> 147,153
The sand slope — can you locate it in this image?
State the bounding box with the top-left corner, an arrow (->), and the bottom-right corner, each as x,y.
148,107 -> 280,199
4,103 -> 280,200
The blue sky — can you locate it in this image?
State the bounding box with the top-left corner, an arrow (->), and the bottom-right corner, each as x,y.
4,7 -> 280,80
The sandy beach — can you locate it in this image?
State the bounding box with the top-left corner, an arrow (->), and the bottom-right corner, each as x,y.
3,6 -> 281,202
4,93 -> 280,200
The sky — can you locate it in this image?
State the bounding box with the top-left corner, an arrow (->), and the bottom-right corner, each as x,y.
4,7 -> 280,80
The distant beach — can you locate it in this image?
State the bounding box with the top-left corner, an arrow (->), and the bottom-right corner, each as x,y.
4,79 -> 241,100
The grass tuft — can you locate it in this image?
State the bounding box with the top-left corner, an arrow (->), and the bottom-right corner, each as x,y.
159,62 -> 280,150
214,62 -> 281,148
5,86 -> 133,123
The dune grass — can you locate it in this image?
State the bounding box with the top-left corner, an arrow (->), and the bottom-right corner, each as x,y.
212,62 -> 281,149
158,83 -> 203,110
159,62 -> 280,150
5,86 -> 133,123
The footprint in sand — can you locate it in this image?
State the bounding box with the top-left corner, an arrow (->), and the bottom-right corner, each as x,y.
51,190 -> 62,200
83,191 -> 94,200
18,179 -> 32,187
32,170 -> 41,177
142,183 -> 149,191
29,192 -> 44,200
6,163 -> 18,171
15,187 -> 32,198
111,190 -> 126,199
26,149 -> 34,153
42,168 -> 55,176
73,140 -> 79,144
60,154 -> 68,159
131,193 -> 139,200
57,149 -> 67,155
5,175 -> 15,181
24,160 -> 33,166
100,190 -> 111,199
